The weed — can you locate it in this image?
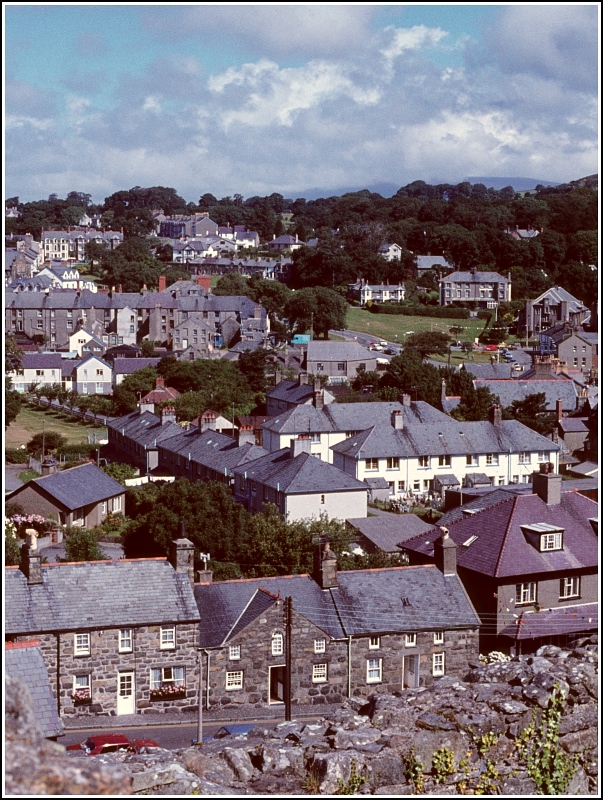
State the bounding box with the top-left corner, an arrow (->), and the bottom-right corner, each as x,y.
402,745 -> 425,794
431,747 -> 456,784
335,760 -> 367,795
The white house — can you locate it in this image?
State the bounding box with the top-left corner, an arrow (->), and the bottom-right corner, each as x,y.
331,406 -> 560,500
7,353 -> 66,393
348,279 -> 406,306
378,242 -> 403,261
62,355 -> 113,395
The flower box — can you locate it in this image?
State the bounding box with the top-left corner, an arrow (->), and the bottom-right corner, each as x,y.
71,693 -> 92,706
149,686 -> 186,701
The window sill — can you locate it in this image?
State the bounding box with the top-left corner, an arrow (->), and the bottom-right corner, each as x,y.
558,596 -> 580,602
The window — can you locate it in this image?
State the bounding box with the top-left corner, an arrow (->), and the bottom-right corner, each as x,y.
413,480 -> 420,491
398,480 -> 406,491
560,577 -> 580,599
434,631 -> 444,645
365,458 -> 379,471
320,494 -> 325,504
310,433 -> 321,443
271,632 -> 284,656
516,582 -> 536,605
112,496 -> 122,512
337,362 -> 345,371
229,645 -> 241,660
386,457 -> 399,470
541,532 -> 562,551
466,454 -> 478,466
486,453 -> 499,466
314,639 -> 326,653
96,369 -> 104,376
96,382 -> 103,392
150,666 -> 185,689
518,452 -> 531,465
74,633 -> 90,656
418,455 -> 430,468
366,658 -> 382,683
73,674 -> 91,697
369,636 -> 380,649
312,663 -> 328,683
316,363 -> 324,372
389,481 -> 395,495
119,629 -> 133,653
36,369 -> 44,377
405,633 -> 417,647
226,671 -> 243,690
438,455 -> 451,467
160,627 -> 176,649
433,653 -> 445,676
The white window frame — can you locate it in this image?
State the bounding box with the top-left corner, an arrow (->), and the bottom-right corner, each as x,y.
112,495 -> 122,512
226,670 -> 243,691
438,455 -> 451,467
73,674 -> 91,693
386,457 -> 399,470
516,582 -> 537,605
433,653 -> 445,676
466,454 -> 478,466
405,633 -> 417,647
486,453 -> 499,466
434,631 -> 444,645
541,532 -> 562,551
518,452 -> 531,465
101,501 -> 107,514
74,633 -> 90,656
365,458 -> 379,471
118,629 -> 133,653
150,666 -> 185,689
271,632 -> 284,656
560,576 -> 580,599
366,657 -> 382,684
312,663 -> 328,683
369,636 -> 380,650
418,455 -> 430,468
160,627 -> 176,650
314,638 -> 326,654
229,645 -> 241,660
537,451 -> 549,463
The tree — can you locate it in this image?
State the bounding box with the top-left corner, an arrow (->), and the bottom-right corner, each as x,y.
27,431 -> 67,455
213,273 -> 250,296
285,287 -> 347,338
140,340 -> 159,357
453,385 -> 500,422
505,393 -> 554,436
237,349 -> 277,394
248,277 -> 291,320
5,335 -> 23,427
404,331 -> 450,360
5,389 -> 21,428
380,350 -> 442,407
101,463 -> 137,485
64,527 -> 107,562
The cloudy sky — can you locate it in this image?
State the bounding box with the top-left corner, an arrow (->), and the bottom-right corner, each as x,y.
5,4 -> 599,203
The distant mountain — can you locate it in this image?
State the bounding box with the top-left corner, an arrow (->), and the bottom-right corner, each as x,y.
289,182 -> 400,200
464,177 -> 560,191
568,174 -> 598,189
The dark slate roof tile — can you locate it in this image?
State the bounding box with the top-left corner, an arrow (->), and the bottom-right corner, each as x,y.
5,642 -> 64,738
6,463 -> 123,511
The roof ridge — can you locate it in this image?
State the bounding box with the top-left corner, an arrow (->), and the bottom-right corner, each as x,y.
5,638 -> 41,650
493,494 -> 520,578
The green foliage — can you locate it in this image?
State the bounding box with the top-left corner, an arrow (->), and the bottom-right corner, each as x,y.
404,330 -> 451,360
140,340 -> 160,357
335,760 -> 367,795
471,730 -> 499,757
514,685 -> 579,795
504,392 -> 555,436
159,357 -> 255,416
5,447 -> 29,464
101,462 -> 138,485
5,390 -> 22,428
402,746 -> 425,794
99,237 -> 163,290
213,273 -> 250,296
5,519 -> 21,566
27,431 -> 67,455
237,348 -> 277,394
285,286 -> 347,338
474,758 -> 500,795
64,527 -> 107,562
369,304 -> 469,319
380,350 -> 442,408
431,747 -> 456,784
453,385 -> 500,422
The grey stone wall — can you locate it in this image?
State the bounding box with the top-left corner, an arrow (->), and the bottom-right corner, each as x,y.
17,622 -> 199,718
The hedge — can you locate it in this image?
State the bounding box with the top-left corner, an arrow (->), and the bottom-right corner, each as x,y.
5,448 -> 30,464
368,304 -> 470,319
58,443 -> 101,458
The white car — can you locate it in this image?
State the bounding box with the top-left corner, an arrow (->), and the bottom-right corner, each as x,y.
378,340 -> 388,347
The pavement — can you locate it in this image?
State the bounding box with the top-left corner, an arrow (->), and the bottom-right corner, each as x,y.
5,464 -> 24,492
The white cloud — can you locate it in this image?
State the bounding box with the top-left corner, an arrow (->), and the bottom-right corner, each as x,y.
5,115 -> 53,131
381,25 -> 448,62
142,96 -> 162,113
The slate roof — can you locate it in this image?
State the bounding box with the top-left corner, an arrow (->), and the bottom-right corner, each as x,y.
5,641 -> 64,738
5,464 -> 124,511
332,419 -> 558,460
416,255 -> 453,272
499,603 -> 598,640
347,514 -> 434,552
6,558 -> 200,635
559,418 -> 589,433
165,428 -> 268,475
531,286 -> 587,314
108,410 -> 183,448
266,379 -> 315,405
196,564 -> 479,646
402,490 -> 598,579
472,379 -> 578,412
141,384 -> 180,403
112,357 -> 162,375
441,271 -> 509,284
233,449 -> 367,494
20,353 -> 65,370
567,461 -> 598,477
461,363 -> 514,380
307,341 -> 374,362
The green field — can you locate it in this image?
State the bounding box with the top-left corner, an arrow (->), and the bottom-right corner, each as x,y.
5,405 -> 107,449
346,307 -> 487,343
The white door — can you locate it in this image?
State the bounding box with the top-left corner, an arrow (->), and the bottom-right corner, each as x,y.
402,655 -> 419,689
117,671 -> 135,715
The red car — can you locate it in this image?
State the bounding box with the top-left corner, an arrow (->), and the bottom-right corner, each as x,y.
66,733 -> 160,756
482,344 -> 498,351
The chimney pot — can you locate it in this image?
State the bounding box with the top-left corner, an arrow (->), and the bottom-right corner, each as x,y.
489,405 -> 502,425
298,372 -> 308,386
20,541 -> 43,585
391,410 -> 404,429
532,467 -> 562,505
290,435 -> 312,458
434,526 -> 456,575
313,538 -> 338,589
168,533 -> 195,586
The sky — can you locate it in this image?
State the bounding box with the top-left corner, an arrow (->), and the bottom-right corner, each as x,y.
4,3 -> 600,204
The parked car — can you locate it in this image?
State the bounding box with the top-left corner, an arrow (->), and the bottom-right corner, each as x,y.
384,347 -> 397,355
67,734 -> 160,756
483,345 -> 498,352
368,343 -> 383,351
378,340 -> 388,347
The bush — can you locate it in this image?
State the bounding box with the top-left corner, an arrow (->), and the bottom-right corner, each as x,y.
27,431 -> 67,455
5,448 -> 30,464
58,443 -> 101,458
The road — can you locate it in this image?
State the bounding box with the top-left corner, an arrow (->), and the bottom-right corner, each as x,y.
5,464 -> 24,492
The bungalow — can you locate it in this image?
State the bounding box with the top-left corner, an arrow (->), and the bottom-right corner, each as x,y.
4,463 -> 125,529
305,341 -> 377,382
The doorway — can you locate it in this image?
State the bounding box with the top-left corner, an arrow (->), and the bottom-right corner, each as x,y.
269,665 -> 286,703
402,655 -> 419,689
117,671 -> 135,715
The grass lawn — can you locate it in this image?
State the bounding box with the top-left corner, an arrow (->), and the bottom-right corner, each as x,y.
18,469 -> 39,484
5,405 -> 107,449
346,306 -> 487,343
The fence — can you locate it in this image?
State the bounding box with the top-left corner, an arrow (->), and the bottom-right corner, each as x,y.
28,397 -> 110,426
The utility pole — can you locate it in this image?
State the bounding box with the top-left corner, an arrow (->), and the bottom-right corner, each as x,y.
284,596 -> 293,721
310,312 -> 314,341
42,419 -> 45,461
197,649 -> 203,744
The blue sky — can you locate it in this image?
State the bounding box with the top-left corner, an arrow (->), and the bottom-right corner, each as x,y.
5,4 -> 599,203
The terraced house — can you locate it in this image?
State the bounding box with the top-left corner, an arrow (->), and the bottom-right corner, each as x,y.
5,535 -> 200,719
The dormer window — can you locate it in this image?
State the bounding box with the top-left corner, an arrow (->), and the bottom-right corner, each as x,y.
541,532 -> 562,551
521,522 -> 564,552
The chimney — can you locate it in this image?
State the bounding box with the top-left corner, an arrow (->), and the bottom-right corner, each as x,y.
313,390 -> 324,410
290,435 -> 312,458
489,405 -> 502,426
118,284 -> 123,293
400,394 -> 411,407
158,275 -> 167,292
298,372 -> 308,386
156,376 -> 165,388
138,399 -> 154,415
196,274 -> 211,291
168,522 -> 195,586
313,539 -> 338,589
534,357 -> 552,378
391,409 -> 404,429
434,527 -> 456,576
254,305 -> 261,319
161,406 -> 177,425
274,370 -> 282,385
532,464 -> 562,505
556,398 -> 563,422
441,379 -> 447,406
237,424 -> 255,446
313,377 -> 321,393
201,411 -> 217,432
20,539 -> 43,585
